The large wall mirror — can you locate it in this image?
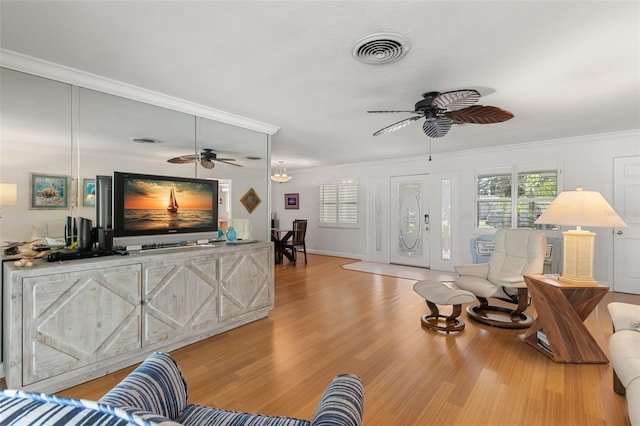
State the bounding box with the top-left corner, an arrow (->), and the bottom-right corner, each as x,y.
1,68 -> 73,243
0,67 -> 270,245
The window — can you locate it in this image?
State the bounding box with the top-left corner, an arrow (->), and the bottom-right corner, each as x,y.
441,179 -> 451,260
477,172 -> 513,229
476,168 -> 558,230
516,171 -> 557,229
319,181 -> 358,228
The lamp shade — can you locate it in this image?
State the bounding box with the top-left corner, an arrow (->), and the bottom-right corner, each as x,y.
535,187 -> 627,228
0,183 -> 17,206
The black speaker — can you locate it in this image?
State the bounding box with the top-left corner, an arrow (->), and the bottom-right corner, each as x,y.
96,175 -> 112,229
65,216 -> 77,246
99,228 -> 113,254
77,217 -> 93,250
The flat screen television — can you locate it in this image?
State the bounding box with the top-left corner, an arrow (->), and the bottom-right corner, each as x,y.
113,171 -> 218,237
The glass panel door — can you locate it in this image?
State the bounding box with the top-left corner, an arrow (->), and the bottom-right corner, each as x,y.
390,175 -> 430,267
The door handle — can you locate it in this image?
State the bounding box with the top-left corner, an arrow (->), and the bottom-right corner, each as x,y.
616,230 -> 623,235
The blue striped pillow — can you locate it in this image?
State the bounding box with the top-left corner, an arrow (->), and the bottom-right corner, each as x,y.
1,389 -> 179,425
99,352 -> 188,420
311,374 -> 364,426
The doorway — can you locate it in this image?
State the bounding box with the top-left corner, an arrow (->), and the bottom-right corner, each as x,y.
218,179 -> 231,231
613,155 -> 640,294
390,175 -> 430,267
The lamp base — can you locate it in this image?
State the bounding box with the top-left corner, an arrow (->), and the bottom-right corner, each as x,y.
561,229 -> 597,285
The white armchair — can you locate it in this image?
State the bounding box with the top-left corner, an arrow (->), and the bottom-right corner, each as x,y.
454,229 -> 547,329
607,302 -> 640,426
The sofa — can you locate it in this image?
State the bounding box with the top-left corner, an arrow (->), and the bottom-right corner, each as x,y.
0,352 -> 364,426
608,302 -> 640,425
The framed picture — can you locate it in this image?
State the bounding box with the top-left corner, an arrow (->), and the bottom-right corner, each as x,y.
285,193 -> 299,209
30,173 -> 69,209
83,178 -> 96,206
240,187 -> 261,213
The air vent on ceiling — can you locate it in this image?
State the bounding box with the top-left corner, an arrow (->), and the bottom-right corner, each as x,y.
131,137 -> 161,144
351,33 -> 410,65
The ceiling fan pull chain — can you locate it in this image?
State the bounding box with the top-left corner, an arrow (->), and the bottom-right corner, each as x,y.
428,137 -> 432,162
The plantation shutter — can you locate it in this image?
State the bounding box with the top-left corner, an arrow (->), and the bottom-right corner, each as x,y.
320,184 -> 337,223
319,182 -> 358,227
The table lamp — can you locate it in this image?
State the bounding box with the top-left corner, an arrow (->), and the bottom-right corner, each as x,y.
0,182 -> 18,219
535,187 -> 627,285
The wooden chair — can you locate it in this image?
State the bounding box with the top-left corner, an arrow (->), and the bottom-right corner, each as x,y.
282,219 -> 308,265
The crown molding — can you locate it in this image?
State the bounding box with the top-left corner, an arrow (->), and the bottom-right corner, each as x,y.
0,49 -> 280,136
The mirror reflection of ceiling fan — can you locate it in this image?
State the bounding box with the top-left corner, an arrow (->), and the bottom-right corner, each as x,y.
167,148 -> 242,169
368,89 -> 514,138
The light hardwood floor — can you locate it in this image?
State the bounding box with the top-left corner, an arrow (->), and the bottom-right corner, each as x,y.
54,254 -> 638,425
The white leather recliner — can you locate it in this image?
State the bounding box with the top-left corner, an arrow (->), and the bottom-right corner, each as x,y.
608,302 -> 640,426
454,229 -> 547,329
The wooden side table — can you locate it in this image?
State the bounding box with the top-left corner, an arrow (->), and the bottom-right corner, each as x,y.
523,274 -> 609,363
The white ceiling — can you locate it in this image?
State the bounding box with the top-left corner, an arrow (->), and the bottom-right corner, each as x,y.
1,1 -> 639,170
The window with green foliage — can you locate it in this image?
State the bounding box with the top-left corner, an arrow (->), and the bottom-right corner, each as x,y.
476,168 -> 558,230
319,182 -> 358,228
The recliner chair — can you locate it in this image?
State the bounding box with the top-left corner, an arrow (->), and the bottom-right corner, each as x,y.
454,228 -> 546,329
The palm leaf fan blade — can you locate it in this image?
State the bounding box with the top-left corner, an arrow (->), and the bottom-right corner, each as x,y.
167,155 -> 198,164
444,105 -> 514,124
367,110 -> 422,114
422,117 -> 453,138
432,89 -> 480,111
200,158 -> 215,169
217,160 -> 242,167
373,115 -> 422,136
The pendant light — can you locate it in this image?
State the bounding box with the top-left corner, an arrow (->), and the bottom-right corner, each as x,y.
271,161 -> 292,183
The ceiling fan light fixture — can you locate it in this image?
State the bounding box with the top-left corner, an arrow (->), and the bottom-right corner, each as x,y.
369,89 -> 514,137
167,148 -> 242,168
351,32 -> 410,65
271,161 -> 292,183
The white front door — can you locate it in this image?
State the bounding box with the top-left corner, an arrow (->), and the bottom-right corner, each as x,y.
390,175 -> 430,267
613,155 -> 640,294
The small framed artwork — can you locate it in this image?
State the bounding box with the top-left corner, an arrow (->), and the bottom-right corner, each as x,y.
83,179 -> 96,206
30,173 -> 69,209
285,193 -> 299,209
240,187 -> 262,213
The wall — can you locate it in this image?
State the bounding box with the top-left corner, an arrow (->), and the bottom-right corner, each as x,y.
271,130 -> 640,286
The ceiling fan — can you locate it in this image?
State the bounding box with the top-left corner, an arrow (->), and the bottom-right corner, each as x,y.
368,89 -> 514,138
167,148 -> 242,169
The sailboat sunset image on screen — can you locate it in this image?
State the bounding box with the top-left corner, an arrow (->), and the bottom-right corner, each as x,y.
113,172 -> 218,237
167,187 -> 179,213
